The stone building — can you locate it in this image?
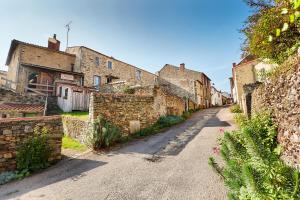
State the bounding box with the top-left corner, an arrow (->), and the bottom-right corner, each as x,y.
231,55 -> 276,112
66,46 -> 157,89
5,35 -> 83,95
0,70 -> 7,87
157,63 -> 211,108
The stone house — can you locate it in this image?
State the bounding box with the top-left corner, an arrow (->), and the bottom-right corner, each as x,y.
5,35 -> 83,95
231,55 -> 276,112
66,46 -> 157,89
157,63 -> 211,108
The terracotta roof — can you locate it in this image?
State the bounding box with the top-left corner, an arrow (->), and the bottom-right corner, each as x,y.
0,103 -> 44,113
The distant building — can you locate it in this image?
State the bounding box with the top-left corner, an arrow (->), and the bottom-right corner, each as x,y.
157,63 -> 211,108
211,86 -> 222,106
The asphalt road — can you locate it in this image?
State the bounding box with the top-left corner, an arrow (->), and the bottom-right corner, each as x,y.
0,107 -> 236,200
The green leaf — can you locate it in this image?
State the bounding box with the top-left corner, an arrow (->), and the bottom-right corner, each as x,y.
294,0 -> 300,9
290,14 -> 295,23
281,8 -> 288,15
268,35 -> 273,42
295,11 -> 300,19
276,28 -> 281,37
282,23 -> 289,32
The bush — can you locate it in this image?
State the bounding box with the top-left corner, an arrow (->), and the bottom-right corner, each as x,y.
134,115 -> 184,137
87,115 -> 122,149
16,126 -> 51,172
230,104 -> 242,113
123,86 -> 135,94
182,110 -> 192,119
209,111 -> 300,200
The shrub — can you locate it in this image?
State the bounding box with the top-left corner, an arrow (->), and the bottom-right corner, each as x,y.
16,126 -> 51,172
182,110 -> 192,119
209,111 -> 300,200
87,115 -> 122,149
230,104 -> 242,113
134,115 -> 184,137
123,86 -> 135,94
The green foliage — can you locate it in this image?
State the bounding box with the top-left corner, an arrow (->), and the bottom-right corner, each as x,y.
230,104 -> 243,113
87,115 -> 122,149
123,86 -> 135,94
242,0 -> 300,63
62,111 -> 89,121
0,170 -> 31,185
182,110 -> 193,119
62,136 -> 87,152
16,126 -> 51,172
133,115 -> 184,137
209,111 -> 300,199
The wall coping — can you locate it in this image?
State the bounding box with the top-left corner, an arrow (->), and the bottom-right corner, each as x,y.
0,115 -> 62,123
92,92 -> 153,98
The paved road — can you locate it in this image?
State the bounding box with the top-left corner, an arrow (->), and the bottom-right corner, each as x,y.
0,107 -> 236,200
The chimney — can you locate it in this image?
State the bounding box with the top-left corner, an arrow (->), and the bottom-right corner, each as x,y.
48,34 -> 60,51
232,63 -> 236,68
179,63 -> 185,72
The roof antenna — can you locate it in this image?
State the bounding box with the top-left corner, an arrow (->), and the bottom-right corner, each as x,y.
65,21 -> 72,49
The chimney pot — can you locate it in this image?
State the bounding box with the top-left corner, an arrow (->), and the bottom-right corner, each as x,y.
232,63 -> 236,68
53,34 -> 56,39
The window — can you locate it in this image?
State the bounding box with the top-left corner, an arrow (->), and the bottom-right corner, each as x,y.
64,88 -> 68,99
136,69 -> 142,80
94,75 -> 101,90
58,86 -> 62,97
1,114 -> 7,118
107,61 -> 113,69
95,57 -> 100,66
107,77 -> 112,83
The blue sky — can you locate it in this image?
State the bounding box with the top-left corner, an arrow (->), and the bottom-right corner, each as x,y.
0,0 -> 251,92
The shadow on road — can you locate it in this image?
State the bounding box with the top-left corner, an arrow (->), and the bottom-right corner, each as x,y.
0,157 -> 107,200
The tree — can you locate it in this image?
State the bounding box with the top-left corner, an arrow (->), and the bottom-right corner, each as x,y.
241,0 -> 300,63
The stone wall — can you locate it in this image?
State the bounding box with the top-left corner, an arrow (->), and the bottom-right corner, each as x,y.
62,116 -> 89,143
89,93 -> 159,134
0,88 -> 45,104
251,57 -> 300,168
0,116 -> 63,172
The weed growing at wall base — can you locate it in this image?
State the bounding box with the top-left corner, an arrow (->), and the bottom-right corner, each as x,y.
209,111 -> 300,200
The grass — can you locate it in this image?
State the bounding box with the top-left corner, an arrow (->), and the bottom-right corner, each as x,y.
62,111 -> 89,121
62,136 -> 87,152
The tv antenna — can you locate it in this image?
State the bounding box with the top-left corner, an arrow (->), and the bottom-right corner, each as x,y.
65,21 -> 72,49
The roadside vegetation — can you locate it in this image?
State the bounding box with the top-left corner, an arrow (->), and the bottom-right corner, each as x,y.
209,111 -> 300,199
62,111 -> 89,121
230,104 -> 242,113
0,126 -> 52,185
62,136 -> 87,152
87,109 -> 198,150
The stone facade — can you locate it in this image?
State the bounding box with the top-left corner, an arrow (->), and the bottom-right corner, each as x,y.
0,116 -> 63,172
5,37 -> 82,94
62,116 -> 89,143
158,64 -> 211,108
251,56 -> 300,168
89,93 -> 160,134
66,46 -> 157,88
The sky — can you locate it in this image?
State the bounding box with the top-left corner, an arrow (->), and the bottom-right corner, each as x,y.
0,0 -> 251,92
